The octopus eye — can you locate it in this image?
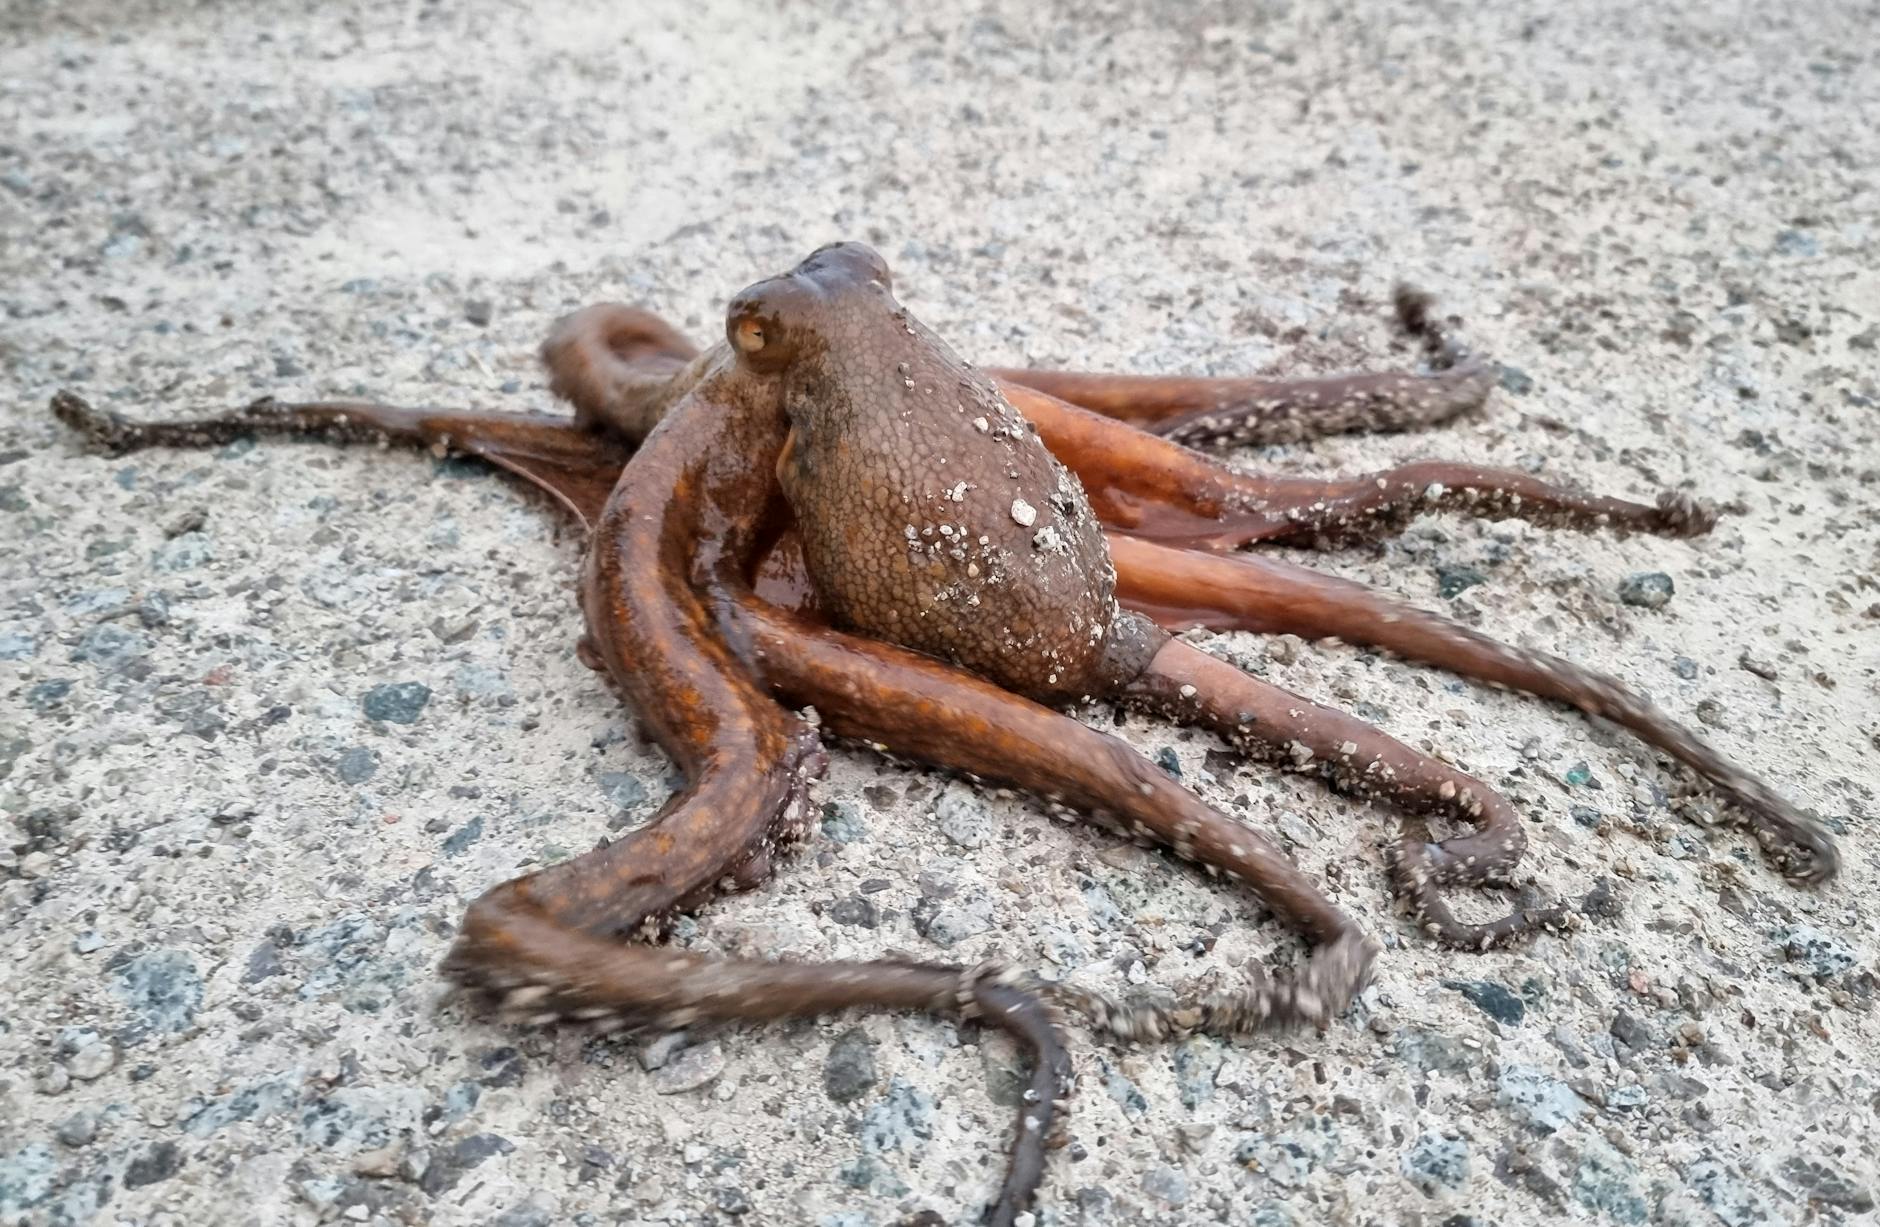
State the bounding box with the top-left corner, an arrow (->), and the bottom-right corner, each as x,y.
726,279 -> 805,372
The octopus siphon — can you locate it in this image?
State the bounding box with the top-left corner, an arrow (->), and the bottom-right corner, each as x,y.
50,241 -> 1839,1226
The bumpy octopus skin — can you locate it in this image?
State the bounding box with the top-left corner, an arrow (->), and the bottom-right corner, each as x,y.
50,242 -> 1839,1225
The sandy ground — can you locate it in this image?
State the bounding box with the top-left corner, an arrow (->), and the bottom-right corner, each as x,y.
3,1 -> 1878,1225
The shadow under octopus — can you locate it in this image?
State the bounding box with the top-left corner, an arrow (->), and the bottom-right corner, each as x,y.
51,241 -> 1839,1226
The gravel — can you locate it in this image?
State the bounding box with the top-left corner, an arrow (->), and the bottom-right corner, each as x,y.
2,2 -> 1875,1225
1617,571 -> 1676,609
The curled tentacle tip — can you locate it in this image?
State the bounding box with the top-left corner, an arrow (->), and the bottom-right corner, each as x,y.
1654,490 -> 1719,537
50,390 -> 129,449
1782,835 -> 1841,886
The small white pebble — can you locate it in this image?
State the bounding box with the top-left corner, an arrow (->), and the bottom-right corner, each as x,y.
1011,498 -> 1037,527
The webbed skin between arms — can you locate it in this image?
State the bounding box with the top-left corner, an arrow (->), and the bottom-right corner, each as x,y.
49,240 -> 1837,1225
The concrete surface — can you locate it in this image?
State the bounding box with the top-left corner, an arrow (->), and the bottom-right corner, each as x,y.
2,1 -> 1877,1225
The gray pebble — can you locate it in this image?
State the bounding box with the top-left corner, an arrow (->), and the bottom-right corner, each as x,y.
827,894 -> 878,928
1549,1024 -> 1591,1068
1605,1085 -> 1648,1111
243,941 -> 284,984
820,801 -> 867,845
442,815 -> 485,857
1779,1155 -> 1874,1213
0,1142 -> 57,1216
1657,1070 -> 1710,1100
1773,228 -> 1819,257
420,1133 -> 515,1196
295,914 -> 410,1012
1393,1027 -> 1478,1075
1172,1038 -> 1221,1110
36,1065 -> 70,1096
1095,1056 -> 1147,1120
1401,1133 -> 1470,1192
1685,1157 -> 1776,1227
335,746 -> 378,785
1245,1116 -> 1342,1188
911,895 -> 993,946
123,1140 -> 184,1188
650,1041 -> 724,1094
1496,1064 -> 1590,1133
25,678 -> 71,712
917,868 -> 957,898
112,949 -> 203,1034
1436,563 -> 1488,599
440,1081 -> 483,1122
493,1197 -> 556,1227
1142,1164 -> 1190,1206
181,1071 -> 300,1136
1617,571 -> 1674,609
836,1154 -> 908,1198
1773,924 -> 1858,979
934,784 -> 992,848
0,730 -> 31,781
1609,1009 -> 1658,1051
452,663 -> 511,702
1573,1135 -> 1647,1224
362,681 -> 431,724
151,531 -> 213,572
71,623 -> 150,669
1079,879 -> 1124,929
1274,810 -> 1318,848
66,1041 -> 115,1081
299,1087 -> 420,1152
1580,878 -> 1624,919
1443,978 -> 1525,1025
859,1077 -> 934,1153
1040,927 -> 1087,967
824,1028 -> 879,1104
599,770 -> 649,812
1251,1202 -> 1297,1227
54,1111 -> 99,1148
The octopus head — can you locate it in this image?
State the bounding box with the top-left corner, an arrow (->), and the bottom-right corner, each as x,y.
724,241 -> 896,376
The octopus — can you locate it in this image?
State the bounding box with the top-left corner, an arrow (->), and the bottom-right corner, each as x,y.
51,242 -> 1838,1225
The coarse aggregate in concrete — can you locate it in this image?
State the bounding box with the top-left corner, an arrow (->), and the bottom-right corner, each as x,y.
2,2 -> 1877,1225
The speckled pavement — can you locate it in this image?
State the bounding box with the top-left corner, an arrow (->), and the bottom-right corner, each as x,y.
2,2 -> 1877,1225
